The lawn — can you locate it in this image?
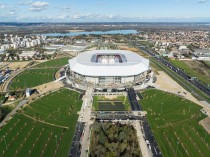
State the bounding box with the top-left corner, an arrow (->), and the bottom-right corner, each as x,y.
35,57 -> 70,68
140,89 -> 210,157
204,61 -> 210,67
9,57 -> 70,90
169,60 -> 210,85
10,68 -> 57,90
0,88 -> 82,157
93,95 -> 130,111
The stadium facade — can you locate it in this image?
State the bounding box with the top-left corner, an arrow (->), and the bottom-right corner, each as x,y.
66,50 -> 150,89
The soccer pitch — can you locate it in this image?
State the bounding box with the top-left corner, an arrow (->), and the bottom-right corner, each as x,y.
140,89 -> 210,157
0,88 -> 82,157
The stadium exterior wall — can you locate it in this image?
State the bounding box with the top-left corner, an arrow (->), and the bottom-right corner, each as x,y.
66,50 -> 151,88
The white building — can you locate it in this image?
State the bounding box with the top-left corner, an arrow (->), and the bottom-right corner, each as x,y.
19,51 -> 36,60
66,50 -> 150,88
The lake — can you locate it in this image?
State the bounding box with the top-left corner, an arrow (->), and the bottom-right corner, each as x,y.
41,29 -> 138,37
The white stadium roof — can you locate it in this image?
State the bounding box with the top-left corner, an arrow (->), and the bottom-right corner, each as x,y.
69,50 -> 149,77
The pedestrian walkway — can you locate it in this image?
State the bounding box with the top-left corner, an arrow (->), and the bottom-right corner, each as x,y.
79,87 -> 94,157
135,121 -> 152,157
0,100 -> 28,128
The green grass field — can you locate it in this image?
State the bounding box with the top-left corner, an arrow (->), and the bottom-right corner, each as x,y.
169,60 -> 210,85
0,88 -> 82,157
204,61 -> 210,67
93,95 -> 130,111
35,57 -> 70,68
140,89 -> 210,157
9,57 -> 70,90
10,69 -> 57,90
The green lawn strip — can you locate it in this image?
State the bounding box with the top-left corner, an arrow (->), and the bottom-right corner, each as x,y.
152,129 -> 172,156
10,68 -> 57,90
35,57 -> 70,68
93,95 -> 130,111
3,116 -> 34,157
24,89 -> 82,126
175,126 -> 203,157
9,57 -> 70,90
204,61 -> 210,67
140,89 -> 210,157
93,96 -> 99,111
166,130 -> 186,157
169,60 -> 210,85
0,117 -> 22,153
150,58 -> 210,102
0,89 -> 82,157
16,124 -> 42,157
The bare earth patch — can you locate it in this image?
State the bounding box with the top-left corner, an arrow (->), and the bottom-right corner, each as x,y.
4,61 -> 31,70
155,71 -> 205,108
34,81 -> 64,95
185,60 -> 210,80
199,117 -> 210,134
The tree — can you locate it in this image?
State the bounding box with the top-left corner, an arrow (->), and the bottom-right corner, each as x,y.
0,108 -> 2,120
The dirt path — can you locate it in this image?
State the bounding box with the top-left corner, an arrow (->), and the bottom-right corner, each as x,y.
22,113 -> 69,129
158,114 -> 200,129
154,71 -> 204,107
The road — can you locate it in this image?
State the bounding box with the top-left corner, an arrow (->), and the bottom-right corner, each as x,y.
127,88 -> 141,111
142,117 -> 162,157
135,121 -> 153,157
69,122 -> 85,157
1,69 -> 24,92
0,100 -> 28,128
137,45 -> 210,98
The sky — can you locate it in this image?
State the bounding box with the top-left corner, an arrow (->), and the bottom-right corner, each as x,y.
0,0 -> 210,22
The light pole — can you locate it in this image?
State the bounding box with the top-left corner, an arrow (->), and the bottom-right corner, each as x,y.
175,141 -> 179,157
161,102 -> 163,115
204,132 -> 207,142
3,135 -> 8,149
55,135 -> 57,146
58,108 -> 60,120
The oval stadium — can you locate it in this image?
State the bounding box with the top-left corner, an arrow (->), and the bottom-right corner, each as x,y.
66,50 -> 151,89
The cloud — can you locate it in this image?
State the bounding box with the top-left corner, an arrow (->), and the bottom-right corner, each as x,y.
18,0 -> 33,5
71,13 -> 118,20
61,6 -> 71,12
0,4 -> 6,9
198,0 -> 208,3
31,1 -> 48,7
29,1 -> 49,12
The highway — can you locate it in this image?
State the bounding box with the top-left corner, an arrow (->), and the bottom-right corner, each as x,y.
136,45 -> 210,99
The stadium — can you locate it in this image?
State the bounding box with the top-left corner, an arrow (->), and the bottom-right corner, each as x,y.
66,50 -> 150,89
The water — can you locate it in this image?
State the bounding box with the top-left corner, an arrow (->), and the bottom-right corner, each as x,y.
41,29 -> 138,37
